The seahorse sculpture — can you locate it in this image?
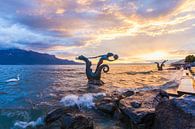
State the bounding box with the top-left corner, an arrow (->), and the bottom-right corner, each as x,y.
155,60 -> 168,71
76,53 -> 118,85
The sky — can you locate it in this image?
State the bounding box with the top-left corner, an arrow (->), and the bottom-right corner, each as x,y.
0,0 -> 195,63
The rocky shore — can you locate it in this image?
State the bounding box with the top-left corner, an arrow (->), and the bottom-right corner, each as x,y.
32,88 -> 195,129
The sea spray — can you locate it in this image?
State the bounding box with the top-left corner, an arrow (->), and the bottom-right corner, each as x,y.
60,93 -> 106,109
13,117 -> 44,129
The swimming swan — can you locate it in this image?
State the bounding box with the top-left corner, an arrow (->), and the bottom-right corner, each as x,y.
6,74 -> 20,83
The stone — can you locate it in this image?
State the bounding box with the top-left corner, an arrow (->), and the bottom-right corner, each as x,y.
94,90 -> 134,116
69,114 -> 94,129
44,108 -> 94,129
119,89 -> 169,128
121,90 -> 134,98
111,90 -> 134,100
96,100 -> 117,115
114,108 -> 123,120
153,95 -> 195,129
45,108 -> 66,124
130,101 -> 142,108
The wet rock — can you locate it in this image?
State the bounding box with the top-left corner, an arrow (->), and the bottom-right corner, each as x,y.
114,108 -> 124,120
95,96 -> 117,115
44,108 -> 94,129
96,101 -> 116,115
121,90 -> 134,98
45,108 -> 66,124
95,90 -> 134,116
131,101 -> 142,108
69,114 -> 94,129
119,89 -> 169,128
111,90 -> 134,100
153,95 -> 195,129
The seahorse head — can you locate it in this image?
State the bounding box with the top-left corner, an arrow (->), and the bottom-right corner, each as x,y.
76,55 -> 87,61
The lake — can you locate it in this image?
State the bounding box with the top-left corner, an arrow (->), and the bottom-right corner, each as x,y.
0,64 -> 182,129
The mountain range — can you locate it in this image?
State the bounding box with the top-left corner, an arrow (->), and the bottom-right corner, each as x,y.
0,48 -> 79,65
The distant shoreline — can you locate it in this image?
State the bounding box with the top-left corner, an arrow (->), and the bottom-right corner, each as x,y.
0,63 -> 160,65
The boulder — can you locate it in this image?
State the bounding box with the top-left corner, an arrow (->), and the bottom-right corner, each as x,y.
44,108 -> 94,129
111,90 -> 134,100
45,108 -> 67,124
96,101 -> 117,115
119,89 -> 169,128
121,90 -> 134,98
95,90 -> 134,116
153,95 -> 195,129
95,96 -> 117,115
69,114 -> 94,129
131,101 -> 142,108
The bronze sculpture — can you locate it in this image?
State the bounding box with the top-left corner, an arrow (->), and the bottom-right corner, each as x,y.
76,53 -> 118,85
154,60 -> 168,71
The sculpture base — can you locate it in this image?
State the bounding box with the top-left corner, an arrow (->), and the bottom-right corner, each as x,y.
87,80 -> 104,86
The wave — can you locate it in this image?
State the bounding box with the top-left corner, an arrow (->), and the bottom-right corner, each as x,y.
60,92 -> 106,109
125,71 -> 153,75
13,117 -> 44,129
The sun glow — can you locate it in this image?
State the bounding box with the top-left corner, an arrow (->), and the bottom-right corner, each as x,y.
139,51 -> 168,60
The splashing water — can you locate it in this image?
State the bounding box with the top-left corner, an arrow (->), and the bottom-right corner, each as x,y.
13,117 -> 44,129
60,93 -> 106,109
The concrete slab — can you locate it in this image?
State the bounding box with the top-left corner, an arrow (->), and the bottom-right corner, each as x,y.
177,70 -> 195,95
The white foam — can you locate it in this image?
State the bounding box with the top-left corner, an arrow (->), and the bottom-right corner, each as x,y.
60,93 -> 106,109
13,117 -> 44,129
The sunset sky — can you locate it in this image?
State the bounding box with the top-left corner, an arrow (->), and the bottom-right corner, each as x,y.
0,0 -> 195,63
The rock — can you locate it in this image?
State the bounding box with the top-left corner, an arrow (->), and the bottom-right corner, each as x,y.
95,90 -> 134,116
114,108 -> 123,120
111,90 -> 134,100
45,108 -> 66,124
45,107 -> 79,124
153,95 -> 195,129
95,96 -> 117,115
121,90 -> 134,98
119,89 -> 169,128
59,113 -> 74,128
96,102 -> 116,115
44,108 -> 94,129
131,101 -> 142,108
69,114 -> 94,129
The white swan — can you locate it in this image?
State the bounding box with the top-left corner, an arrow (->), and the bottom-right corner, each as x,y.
6,74 -> 20,83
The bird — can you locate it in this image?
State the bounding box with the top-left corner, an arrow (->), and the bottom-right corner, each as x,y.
6,74 -> 20,83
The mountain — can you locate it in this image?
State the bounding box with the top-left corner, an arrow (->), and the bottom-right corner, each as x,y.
0,48 -> 79,65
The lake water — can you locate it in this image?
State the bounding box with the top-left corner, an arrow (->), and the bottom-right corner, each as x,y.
0,65 -> 182,129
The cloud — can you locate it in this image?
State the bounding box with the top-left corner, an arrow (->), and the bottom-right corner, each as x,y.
0,0 -> 194,62
169,50 -> 195,55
